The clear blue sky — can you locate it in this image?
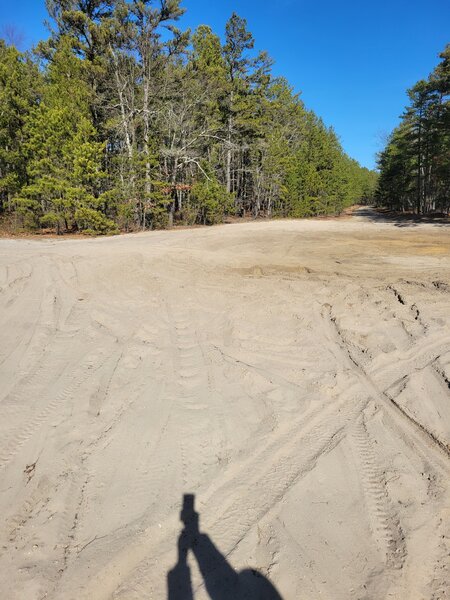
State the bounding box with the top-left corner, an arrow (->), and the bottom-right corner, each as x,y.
1,0 -> 448,169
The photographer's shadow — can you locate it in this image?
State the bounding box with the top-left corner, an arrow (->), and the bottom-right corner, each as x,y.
168,494 -> 282,600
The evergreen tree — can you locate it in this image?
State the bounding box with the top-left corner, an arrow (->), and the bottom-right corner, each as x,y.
0,42 -> 40,215
15,37 -> 117,234
377,45 -> 449,214
1,5 -> 377,234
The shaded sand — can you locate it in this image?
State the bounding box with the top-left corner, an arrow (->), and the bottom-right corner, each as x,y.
0,208 -> 449,599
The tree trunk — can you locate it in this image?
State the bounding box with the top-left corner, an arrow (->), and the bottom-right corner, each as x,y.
143,70 -> 151,231
110,45 -> 133,162
226,92 -> 233,194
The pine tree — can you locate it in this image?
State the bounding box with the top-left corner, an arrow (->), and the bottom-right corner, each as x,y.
15,37 -> 117,234
0,42 -> 40,216
2,3 -> 377,233
377,44 -> 449,214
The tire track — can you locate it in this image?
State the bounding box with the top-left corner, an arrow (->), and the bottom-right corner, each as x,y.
322,303 -> 450,462
322,300 -> 450,599
350,417 -> 406,570
67,294 -> 448,599
81,374 -> 368,600
0,343 -> 98,472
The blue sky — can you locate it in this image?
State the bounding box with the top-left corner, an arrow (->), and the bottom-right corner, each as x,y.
1,1 -> 448,169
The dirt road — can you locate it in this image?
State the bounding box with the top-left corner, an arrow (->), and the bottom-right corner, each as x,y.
0,208 -> 449,599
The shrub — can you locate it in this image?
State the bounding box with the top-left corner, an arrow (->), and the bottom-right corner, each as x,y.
74,206 -> 119,235
190,180 -> 234,225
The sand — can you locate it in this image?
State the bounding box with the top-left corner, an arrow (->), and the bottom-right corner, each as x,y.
0,208 -> 449,600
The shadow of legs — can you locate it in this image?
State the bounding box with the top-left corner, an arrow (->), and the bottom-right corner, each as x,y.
168,494 -> 283,599
167,530 -> 194,600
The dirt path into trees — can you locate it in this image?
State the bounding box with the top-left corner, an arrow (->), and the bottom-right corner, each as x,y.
0,209 -> 449,600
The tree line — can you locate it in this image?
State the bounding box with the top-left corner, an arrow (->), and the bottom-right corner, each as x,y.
0,0 -> 377,235
376,45 -> 449,215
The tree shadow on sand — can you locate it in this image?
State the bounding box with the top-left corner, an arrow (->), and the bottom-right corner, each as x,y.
355,207 -> 450,228
167,494 -> 283,600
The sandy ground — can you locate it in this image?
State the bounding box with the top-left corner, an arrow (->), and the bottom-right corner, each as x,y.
0,208 -> 449,600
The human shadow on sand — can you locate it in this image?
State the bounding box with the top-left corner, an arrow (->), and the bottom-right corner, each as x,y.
167,494 -> 283,600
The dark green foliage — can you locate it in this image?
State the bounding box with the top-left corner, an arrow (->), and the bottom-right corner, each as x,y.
0,41 -> 41,214
190,180 -> 234,225
377,45 -> 450,214
13,37 -> 116,234
74,206 -> 118,235
0,3 -> 376,234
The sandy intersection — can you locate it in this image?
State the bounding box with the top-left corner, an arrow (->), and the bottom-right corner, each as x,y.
0,209 -> 449,599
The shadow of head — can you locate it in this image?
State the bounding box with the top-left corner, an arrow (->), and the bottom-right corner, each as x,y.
168,494 -> 283,600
